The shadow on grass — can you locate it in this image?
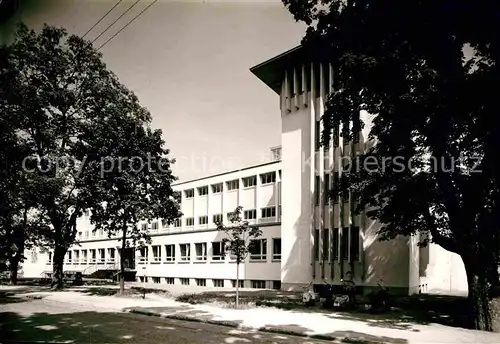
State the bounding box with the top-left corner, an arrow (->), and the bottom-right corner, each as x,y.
0,310 -> 246,344
176,291 -> 475,330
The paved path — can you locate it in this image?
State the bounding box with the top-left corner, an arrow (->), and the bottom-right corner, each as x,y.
2,286 -> 500,344
0,296 -> 330,344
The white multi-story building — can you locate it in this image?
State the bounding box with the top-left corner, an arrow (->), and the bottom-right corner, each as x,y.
22,45 -> 468,295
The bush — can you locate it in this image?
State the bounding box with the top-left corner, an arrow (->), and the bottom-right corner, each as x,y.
176,293 -> 205,304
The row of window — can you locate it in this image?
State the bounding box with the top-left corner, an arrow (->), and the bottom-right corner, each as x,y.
141,277 -> 279,289
146,206 -> 280,229
314,119 -> 360,150
77,206 -> 281,243
183,171 -> 281,199
314,226 -> 360,261
315,173 -> 339,205
139,238 -> 281,262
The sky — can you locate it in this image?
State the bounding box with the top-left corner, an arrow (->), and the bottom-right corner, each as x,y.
1,0 -> 306,181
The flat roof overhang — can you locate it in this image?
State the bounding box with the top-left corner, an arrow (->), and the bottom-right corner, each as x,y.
250,45 -> 312,95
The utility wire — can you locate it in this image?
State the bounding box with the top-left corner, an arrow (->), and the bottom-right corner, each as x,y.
91,0 -> 141,44
97,0 -> 159,51
82,0 -> 124,39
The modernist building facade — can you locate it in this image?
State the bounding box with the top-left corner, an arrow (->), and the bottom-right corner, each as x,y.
22,45 -> 468,295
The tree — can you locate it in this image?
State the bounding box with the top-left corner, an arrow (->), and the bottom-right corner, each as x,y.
4,23 -> 152,289
216,206 -> 262,308
283,0 -> 500,331
83,114 -> 181,295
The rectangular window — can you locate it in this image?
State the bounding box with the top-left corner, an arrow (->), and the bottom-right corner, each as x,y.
273,280 -> 281,290
213,213 -> 223,224
226,179 -> 239,191
139,247 -> 148,263
198,186 -> 208,196
141,223 -> 148,231
99,229 -> 104,237
315,120 -> 321,150
251,280 -> 266,289
152,245 -> 161,263
231,280 -> 244,288
196,278 -> 206,287
272,238 -> 281,260
165,244 -> 175,262
332,228 -> 339,261
174,218 -> 181,227
261,207 -> 276,218
161,219 -> 169,228
184,189 -> 194,198
341,227 -> 349,260
260,172 -> 276,185
314,229 -> 319,261
322,229 -> 329,261
244,209 -> 257,220
315,175 -> 320,206
180,244 -> 190,261
180,278 -> 189,285
350,226 -> 360,261
98,249 -> 105,263
198,216 -> 208,225
165,277 -> 174,285
211,183 -> 223,193
333,124 -> 340,146
84,231 -> 89,238
151,222 -> 159,231
195,243 -> 207,261
185,217 -> 194,226
324,173 -> 330,204
242,176 -> 257,187
212,242 -> 225,260
333,173 -> 339,204
250,239 -> 267,261
152,277 -> 161,284
213,279 -> 224,287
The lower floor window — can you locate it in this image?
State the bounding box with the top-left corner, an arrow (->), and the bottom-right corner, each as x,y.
165,277 -> 174,285
196,278 -> 206,287
231,279 -> 244,288
180,278 -> 189,285
272,280 -> 281,290
251,280 -> 266,289
212,279 -> 224,287
152,277 -> 161,284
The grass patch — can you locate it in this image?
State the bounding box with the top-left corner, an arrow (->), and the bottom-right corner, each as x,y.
175,290 -> 305,310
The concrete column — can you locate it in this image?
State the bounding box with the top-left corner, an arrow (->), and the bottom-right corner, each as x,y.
318,63 -> 325,277
310,62 -> 316,280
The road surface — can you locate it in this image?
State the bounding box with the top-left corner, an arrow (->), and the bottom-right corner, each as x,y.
0,295 -> 331,344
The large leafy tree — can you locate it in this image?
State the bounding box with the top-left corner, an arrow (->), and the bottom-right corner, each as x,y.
84,114 -> 181,295
4,23 -> 155,289
283,0 -> 500,331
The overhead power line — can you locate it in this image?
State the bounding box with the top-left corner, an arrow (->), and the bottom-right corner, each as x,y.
97,0 -> 160,51
82,0 -> 124,39
91,0 -> 141,44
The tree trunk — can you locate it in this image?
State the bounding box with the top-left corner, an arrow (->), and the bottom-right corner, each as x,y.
235,262 -> 240,309
51,247 -> 66,290
9,254 -> 19,285
465,261 -> 494,331
119,228 -> 126,295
